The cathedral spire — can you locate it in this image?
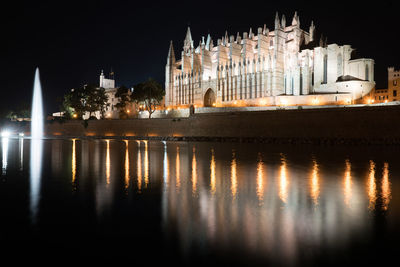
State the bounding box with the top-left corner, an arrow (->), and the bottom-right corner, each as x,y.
184,27 -> 193,52
281,14 -> 286,28
224,30 -> 229,43
291,11 -> 298,26
262,24 -> 267,35
167,40 -> 176,65
275,12 -> 280,30
309,21 -> 315,42
249,27 -> 253,38
205,33 -> 211,50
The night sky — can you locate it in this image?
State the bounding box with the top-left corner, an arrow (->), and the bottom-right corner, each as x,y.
1,0 -> 399,114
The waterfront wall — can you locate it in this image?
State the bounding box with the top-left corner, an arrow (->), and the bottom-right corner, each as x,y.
3,105 -> 399,144
37,104 -> 400,144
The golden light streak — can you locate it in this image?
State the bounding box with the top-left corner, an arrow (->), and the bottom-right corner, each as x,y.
163,142 -> 169,187
176,146 -> 181,191
343,159 -> 352,207
367,160 -> 376,211
144,140 -> 149,187
256,154 -> 264,203
231,151 -> 237,198
124,140 -> 130,189
310,159 -> 320,205
72,139 -> 76,185
106,140 -> 110,185
192,147 -> 197,195
210,149 -> 216,194
136,141 -> 142,191
381,162 -> 391,211
279,154 -> 288,203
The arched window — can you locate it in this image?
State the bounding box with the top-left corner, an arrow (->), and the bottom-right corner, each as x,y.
337,53 -> 343,77
323,55 -> 328,84
365,64 -> 369,81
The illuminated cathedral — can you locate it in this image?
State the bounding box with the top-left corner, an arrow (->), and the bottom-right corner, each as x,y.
165,12 -> 375,107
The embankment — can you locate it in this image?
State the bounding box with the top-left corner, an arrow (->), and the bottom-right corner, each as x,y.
5,105 -> 400,145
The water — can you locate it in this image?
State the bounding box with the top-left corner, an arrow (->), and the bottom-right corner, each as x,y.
0,139 -> 399,265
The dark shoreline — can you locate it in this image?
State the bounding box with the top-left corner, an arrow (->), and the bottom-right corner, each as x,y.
2,104 -> 400,145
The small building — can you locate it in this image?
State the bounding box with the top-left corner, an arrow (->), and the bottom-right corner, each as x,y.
83,71 -> 137,119
370,67 -> 400,103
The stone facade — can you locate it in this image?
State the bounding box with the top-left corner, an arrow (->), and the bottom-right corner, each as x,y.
371,67 -> 400,103
165,12 -> 375,108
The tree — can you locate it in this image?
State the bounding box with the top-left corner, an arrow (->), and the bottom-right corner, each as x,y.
131,78 -> 164,118
62,84 -> 108,119
115,85 -> 131,118
85,85 -> 108,119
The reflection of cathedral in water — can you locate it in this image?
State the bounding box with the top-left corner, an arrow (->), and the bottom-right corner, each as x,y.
160,144 -> 392,263
44,139 -> 394,263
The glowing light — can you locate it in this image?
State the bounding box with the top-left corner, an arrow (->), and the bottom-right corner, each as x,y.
210,149 -> 216,194
384,100 -> 388,103
381,162 -> 391,210
280,99 -> 288,106
343,159 -> 352,207
124,140 -> 130,189
279,154 -> 288,203
19,133 -> 24,137
127,110 -> 130,113
106,140 -> 110,185
256,154 -> 264,204
136,141 -> 142,191
192,147 -> 197,195
231,151 -> 237,198
367,160 -> 376,211
345,98 -> 352,104
311,98 -> 320,105
163,142 -> 169,186
176,146 -> 180,191
310,159 -> 320,205
73,113 -> 78,118
233,101 -> 238,105
1,131 -> 10,138
144,140 -> 149,187
259,100 -> 266,106
72,139 -> 76,185
2,136 -> 9,175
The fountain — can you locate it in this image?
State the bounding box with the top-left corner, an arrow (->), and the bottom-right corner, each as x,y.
31,68 -> 44,139
30,68 -> 44,223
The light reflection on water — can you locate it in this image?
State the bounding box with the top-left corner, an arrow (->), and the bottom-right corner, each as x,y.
29,138 -> 43,223
2,137 -> 9,175
0,139 -> 398,264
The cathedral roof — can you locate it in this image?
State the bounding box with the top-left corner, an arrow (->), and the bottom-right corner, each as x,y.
336,75 -> 365,82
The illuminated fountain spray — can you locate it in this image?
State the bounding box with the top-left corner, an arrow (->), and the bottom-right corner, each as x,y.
31,68 -> 44,139
30,68 -> 44,223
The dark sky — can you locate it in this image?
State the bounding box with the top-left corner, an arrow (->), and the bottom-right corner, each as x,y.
1,0 -> 399,114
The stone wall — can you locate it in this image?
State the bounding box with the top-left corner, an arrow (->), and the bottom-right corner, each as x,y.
35,104 -> 400,144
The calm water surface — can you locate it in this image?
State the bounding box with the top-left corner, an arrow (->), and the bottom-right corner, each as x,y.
0,138 -> 399,266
